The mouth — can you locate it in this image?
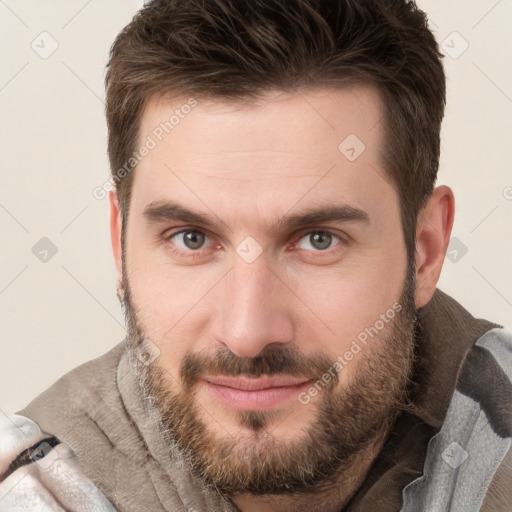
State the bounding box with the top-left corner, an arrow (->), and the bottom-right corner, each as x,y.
201,375 -> 313,411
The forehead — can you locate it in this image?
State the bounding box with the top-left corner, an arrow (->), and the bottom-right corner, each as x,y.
130,84 -> 397,233
139,84 -> 383,162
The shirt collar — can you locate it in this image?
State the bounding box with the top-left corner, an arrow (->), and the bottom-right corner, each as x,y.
404,288 -> 501,429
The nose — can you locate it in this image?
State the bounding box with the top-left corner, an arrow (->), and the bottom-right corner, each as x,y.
211,256 -> 295,358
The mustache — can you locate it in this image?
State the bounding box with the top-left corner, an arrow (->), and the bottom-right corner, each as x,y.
178,345 -> 339,392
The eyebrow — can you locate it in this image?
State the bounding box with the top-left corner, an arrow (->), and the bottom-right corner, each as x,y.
143,200 -> 370,234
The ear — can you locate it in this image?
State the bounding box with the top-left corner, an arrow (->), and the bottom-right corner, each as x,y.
414,185 -> 455,308
109,190 -> 123,293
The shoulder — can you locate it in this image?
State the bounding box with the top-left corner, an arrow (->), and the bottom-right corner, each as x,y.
457,326 -> 512,438
464,327 -> 512,511
14,341 -> 135,474
13,342 -> 165,509
401,327 -> 512,511
16,342 -> 126,430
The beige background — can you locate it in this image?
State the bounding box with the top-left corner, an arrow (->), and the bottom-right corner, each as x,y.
1,0 -> 511,415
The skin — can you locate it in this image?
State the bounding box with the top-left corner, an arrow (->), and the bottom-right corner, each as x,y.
109,84 -> 454,511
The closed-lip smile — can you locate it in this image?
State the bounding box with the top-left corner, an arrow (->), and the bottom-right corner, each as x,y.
201,375 -> 312,411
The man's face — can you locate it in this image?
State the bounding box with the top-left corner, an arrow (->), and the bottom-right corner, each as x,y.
118,85 -> 418,494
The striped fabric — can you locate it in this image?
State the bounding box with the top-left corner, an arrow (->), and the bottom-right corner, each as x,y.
401,328 -> 512,511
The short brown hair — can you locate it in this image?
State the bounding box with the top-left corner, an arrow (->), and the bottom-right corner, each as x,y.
105,0 -> 445,261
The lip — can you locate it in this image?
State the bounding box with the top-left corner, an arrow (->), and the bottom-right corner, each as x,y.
201,376 -> 312,411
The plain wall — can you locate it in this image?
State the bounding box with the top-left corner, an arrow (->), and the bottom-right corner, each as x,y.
1,0 -> 511,415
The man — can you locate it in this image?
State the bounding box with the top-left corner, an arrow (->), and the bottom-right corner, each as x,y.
1,0 -> 511,510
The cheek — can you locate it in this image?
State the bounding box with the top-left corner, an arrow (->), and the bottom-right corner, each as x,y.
291,249 -> 407,358
125,247 -> 209,363
129,271 -> 211,341
126,225 -> 205,320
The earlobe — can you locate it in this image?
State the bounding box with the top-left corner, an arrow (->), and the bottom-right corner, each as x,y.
109,190 -> 123,288
414,185 -> 455,308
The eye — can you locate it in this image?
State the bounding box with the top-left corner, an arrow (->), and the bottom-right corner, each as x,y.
170,229 -> 209,251
296,231 -> 342,251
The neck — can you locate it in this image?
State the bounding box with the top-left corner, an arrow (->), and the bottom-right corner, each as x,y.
228,434 -> 386,512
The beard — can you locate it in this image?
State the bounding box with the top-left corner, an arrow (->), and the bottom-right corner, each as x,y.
119,260 -> 419,498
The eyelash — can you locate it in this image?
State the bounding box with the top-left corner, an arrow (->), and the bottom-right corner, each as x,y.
165,229 -> 219,260
163,228 -> 347,260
